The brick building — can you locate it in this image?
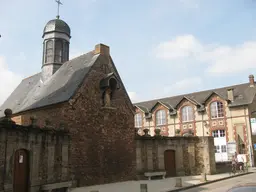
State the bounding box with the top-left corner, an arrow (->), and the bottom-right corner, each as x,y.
134,75 -> 256,166
0,16 -> 135,189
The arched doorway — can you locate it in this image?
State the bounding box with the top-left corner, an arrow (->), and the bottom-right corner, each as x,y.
164,150 -> 176,177
13,149 -> 29,192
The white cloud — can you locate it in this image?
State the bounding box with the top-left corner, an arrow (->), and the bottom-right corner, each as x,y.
155,35 -> 256,75
0,56 -> 22,105
163,77 -> 202,96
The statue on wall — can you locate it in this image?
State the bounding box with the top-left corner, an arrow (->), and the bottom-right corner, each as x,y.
103,87 -> 112,107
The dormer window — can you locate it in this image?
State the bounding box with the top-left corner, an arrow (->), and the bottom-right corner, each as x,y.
210,101 -> 224,119
155,110 -> 166,126
135,113 -> 143,128
181,106 -> 194,122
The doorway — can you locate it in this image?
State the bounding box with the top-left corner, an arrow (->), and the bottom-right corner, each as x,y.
13,149 -> 29,192
164,150 -> 176,177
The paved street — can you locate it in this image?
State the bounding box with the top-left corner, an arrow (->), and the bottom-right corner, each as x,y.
71,172 -> 253,192
182,172 -> 256,192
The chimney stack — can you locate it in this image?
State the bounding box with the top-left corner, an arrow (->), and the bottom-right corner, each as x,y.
94,44 -> 110,56
227,88 -> 234,102
249,74 -> 255,87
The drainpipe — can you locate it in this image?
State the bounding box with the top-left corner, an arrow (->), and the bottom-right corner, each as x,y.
247,107 -> 254,167
202,114 -> 204,137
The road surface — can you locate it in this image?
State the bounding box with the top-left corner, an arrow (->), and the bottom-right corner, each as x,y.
182,172 -> 256,192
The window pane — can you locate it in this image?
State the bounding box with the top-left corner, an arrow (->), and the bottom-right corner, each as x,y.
210,102 -> 217,118
219,130 -> 225,137
221,145 -> 227,153
211,101 -> 224,118
156,110 -> 166,126
215,146 -> 220,153
45,40 -> 53,63
135,113 -> 142,127
213,130 -> 218,137
54,40 -> 63,63
182,106 -> 194,122
217,102 -> 224,118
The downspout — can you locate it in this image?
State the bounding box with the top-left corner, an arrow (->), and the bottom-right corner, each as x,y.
202,113 -> 204,137
245,105 -> 253,167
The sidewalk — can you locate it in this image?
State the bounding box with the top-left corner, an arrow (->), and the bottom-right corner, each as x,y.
71,170 -> 254,192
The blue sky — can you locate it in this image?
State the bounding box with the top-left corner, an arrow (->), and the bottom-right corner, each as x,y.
1,0 -> 256,104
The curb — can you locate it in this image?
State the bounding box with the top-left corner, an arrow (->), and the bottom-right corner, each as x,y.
167,172 -> 253,192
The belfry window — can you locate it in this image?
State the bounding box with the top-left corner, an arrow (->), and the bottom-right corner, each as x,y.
45,40 -> 53,63
63,42 -> 69,62
54,40 -> 63,63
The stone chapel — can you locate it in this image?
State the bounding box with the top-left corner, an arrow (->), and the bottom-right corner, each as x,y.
0,15 -> 136,191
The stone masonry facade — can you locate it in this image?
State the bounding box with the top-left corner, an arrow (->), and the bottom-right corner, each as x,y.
11,53 -> 136,187
0,109 -> 71,192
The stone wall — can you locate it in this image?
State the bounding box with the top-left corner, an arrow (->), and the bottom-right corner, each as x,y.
136,135 -> 216,177
0,110 -> 71,192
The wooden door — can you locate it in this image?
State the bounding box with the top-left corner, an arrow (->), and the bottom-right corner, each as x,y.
13,149 -> 29,192
164,150 -> 176,177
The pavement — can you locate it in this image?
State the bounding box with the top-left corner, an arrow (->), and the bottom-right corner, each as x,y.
181,172 -> 256,192
70,168 -> 256,192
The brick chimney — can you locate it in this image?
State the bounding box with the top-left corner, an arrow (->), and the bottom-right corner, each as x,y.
249,74 -> 255,87
227,88 -> 234,102
94,43 -> 110,56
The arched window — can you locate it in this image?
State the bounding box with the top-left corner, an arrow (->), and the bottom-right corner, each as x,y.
210,101 -> 224,119
135,113 -> 142,128
155,110 -> 166,126
181,106 -> 194,122
45,40 -> 53,63
54,40 -> 63,63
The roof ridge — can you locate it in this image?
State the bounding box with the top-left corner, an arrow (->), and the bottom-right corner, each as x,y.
23,72 -> 41,80
134,82 -> 249,105
65,51 -> 94,63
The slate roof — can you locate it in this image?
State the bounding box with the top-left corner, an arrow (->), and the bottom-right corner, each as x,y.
134,83 -> 256,113
0,51 -> 99,117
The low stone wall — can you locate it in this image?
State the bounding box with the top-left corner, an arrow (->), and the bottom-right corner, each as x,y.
0,109 -> 72,192
136,135 -> 216,178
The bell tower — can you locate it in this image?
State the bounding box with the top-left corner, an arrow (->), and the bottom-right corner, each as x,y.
41,0 -> 71,81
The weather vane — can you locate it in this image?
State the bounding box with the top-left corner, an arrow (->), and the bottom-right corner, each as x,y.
55,0 -> 63,19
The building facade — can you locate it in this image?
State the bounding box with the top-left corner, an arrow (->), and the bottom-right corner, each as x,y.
134,76 -> 256,165
0,16 -> 136,189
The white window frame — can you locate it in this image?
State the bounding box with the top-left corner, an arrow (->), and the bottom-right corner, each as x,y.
221,145 -> 227,153
214,145 -> 220,153
212,130 -> 225,138
155,110 -> 166,126
135,113 -> 143,128
181,106 -> 194,122
210,101 -> 224,119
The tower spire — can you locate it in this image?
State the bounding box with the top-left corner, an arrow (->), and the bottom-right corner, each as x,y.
55,0 -> 63,19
